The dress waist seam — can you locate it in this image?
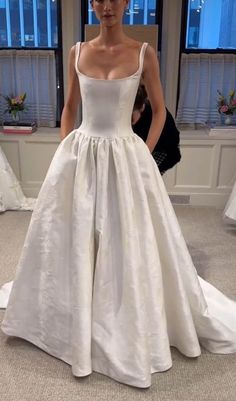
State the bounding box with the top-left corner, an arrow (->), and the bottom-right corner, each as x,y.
75,130 -> 136,140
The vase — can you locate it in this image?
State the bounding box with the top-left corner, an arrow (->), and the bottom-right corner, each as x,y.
11,112 -> 20,124
224,115 -> 232,125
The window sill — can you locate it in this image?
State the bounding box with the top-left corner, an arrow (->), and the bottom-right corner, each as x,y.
180,126 -> 236,140
0,127 -> 61,142
1,127 -> 236,143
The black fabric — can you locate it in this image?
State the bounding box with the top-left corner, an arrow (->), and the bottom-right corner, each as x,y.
152,150 -> 168,175
133,103 -> 181,174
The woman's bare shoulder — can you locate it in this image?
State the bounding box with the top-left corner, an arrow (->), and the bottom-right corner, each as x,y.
124,37 -> 144,50
80,39 -> 99,48
69,44 -> 77,57
144,43 -> 158,62
70,41 -> 90,50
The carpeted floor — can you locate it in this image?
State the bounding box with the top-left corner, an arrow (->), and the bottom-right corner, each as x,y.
0,207 -> 236,401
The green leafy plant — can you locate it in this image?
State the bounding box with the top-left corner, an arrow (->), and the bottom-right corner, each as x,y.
1,93 -> 28,118
217,90 -> 236,115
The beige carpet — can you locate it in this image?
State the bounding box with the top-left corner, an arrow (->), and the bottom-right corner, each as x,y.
0,207 -> 236,401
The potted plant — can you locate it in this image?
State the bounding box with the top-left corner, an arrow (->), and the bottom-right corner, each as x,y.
1,93 -> 28,123
217,90 -> 236,125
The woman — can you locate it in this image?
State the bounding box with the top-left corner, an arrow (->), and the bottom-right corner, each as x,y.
1,0 -> 236,388
132,85 -> 181,175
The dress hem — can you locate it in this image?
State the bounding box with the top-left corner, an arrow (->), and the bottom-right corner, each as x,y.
0,325 -> 193,388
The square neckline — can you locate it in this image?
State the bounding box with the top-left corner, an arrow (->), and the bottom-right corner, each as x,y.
75,42 -> 148,82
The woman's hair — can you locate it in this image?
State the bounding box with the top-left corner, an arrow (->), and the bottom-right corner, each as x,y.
133,85 -> 148,111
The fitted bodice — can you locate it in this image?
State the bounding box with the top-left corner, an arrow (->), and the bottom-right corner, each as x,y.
75,42 -> 148,137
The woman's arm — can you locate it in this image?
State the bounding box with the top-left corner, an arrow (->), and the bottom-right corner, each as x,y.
142,45 -> 166,153
60,45 -> 81,141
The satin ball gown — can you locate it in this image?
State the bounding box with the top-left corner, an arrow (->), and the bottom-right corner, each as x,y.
1,42 -> 236,388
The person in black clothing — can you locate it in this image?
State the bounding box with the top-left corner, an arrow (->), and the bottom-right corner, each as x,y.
132,85 -> 181,175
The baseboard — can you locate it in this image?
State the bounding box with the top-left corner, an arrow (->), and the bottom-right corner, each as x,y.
22,185 -> 41,198
169,192 -> 228,208
23,184 -> 228,209
169,195 -> 190,205
190,193 -> 228,208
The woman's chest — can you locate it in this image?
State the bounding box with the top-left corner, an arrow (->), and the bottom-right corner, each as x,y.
78,47 -> 140,80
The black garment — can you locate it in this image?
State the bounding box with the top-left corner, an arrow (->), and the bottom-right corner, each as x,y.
133,103 -> 181,174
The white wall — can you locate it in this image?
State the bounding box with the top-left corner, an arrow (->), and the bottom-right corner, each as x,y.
61,0 -> 82,98
160,0 -> 182,116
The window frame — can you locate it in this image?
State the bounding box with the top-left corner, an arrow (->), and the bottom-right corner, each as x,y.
176,0 -> 236,116
180,0 -> 236,54
0,0 -> 64,127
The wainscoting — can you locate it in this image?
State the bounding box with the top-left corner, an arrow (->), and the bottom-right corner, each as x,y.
1,127 -> 236,207
163,129 -> 236,207
0,129 -> 60,198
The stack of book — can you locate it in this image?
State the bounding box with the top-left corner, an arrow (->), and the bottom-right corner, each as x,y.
2,121 -> 37,135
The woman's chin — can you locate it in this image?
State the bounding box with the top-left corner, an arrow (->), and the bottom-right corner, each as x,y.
100,17 -> 119,27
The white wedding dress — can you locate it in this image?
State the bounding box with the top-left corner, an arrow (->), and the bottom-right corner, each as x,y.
1,43 -> 236,388
0,146 -> 35,212
224,180 -> 236,223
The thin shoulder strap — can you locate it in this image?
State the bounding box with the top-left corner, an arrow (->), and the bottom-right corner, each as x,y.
138,42 -> 148,75
74,42 -> 81,74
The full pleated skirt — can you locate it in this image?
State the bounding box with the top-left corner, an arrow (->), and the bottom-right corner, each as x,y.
1,130 -> 236,388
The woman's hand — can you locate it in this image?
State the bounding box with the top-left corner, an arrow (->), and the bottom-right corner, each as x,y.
131,104 -> 145,126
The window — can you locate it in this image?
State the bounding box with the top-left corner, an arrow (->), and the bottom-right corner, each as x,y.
185,0 -> 236,50
0,0 -> 63,127
0,0 -> 58,48
176,0 -> 236,127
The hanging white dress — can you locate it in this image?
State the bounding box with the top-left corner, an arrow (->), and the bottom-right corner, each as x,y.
224,180 -> 236,223
0,146 -> 35,212
1,43 -> 236,388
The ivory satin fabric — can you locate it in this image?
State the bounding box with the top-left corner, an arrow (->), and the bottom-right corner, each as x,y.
0,146 -> 35,212
1,43 -> 236,388
224,180 -> 236,223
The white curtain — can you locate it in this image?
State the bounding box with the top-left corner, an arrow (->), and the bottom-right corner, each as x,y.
176,53 -> 236,127
0,50 -> 57,127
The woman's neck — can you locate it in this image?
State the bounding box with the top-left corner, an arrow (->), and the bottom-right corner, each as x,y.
95,24 -> 128,48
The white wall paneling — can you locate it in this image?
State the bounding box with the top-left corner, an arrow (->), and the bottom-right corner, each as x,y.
163,130 -> 236,207
1,128 -> 236,207
0,129 -> 60,197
